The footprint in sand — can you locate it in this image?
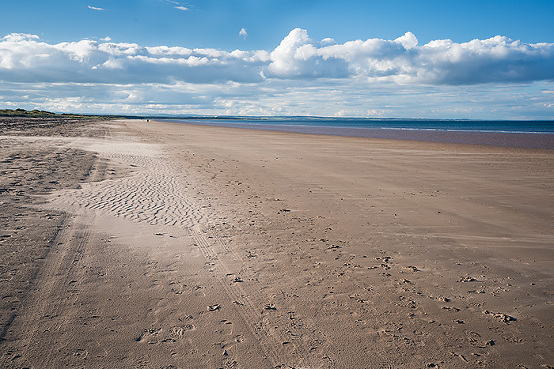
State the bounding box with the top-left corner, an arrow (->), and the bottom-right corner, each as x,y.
466,330 -> 495,348
208,304 -> 221,311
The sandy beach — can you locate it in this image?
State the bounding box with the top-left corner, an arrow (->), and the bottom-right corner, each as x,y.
1,118 -> 552,368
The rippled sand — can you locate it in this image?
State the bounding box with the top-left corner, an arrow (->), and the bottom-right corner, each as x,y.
1,118 -> 552,368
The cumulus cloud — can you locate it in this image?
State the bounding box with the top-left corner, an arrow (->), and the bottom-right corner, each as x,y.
0,33 -> 268,84
88,5 -> 104,11
266,29 -> 554,84
267,28 -> 349,78
239,28 -> 248,39
1,33 -> 39,42
1,29 -> 553,87
415,36 -> 554,84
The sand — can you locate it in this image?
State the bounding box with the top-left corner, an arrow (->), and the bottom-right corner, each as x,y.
0,118 -> 552,368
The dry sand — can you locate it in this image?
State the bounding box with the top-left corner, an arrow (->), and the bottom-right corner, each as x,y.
0,118 -> 552,368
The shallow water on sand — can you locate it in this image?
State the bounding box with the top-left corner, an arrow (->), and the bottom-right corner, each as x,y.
163,118 -> 554,149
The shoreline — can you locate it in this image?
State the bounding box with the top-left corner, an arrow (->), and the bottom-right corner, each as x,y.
158,119 -> 554,150
1,118 -> 552,368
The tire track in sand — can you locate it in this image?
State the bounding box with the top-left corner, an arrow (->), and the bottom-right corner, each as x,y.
191,226 -> 324,368
195,224 -> 335,368
7,212 -> 94,368
46,139 -> 330,368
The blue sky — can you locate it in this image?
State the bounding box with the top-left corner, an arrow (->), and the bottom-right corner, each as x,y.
1,0 -> 554,118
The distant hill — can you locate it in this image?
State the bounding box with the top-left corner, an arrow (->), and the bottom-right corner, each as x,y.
0,108 -> 119,119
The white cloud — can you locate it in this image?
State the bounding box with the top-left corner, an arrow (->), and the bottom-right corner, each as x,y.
266,29 -> 554,84
165,0 -> 189,11
395,32 -> 418,49
88,5 -> 104,11
1,33 -> 39,42
2,78 -> 553,119
239,28 -> 248,39
100,37 -> 112,42
1,30 -> 554,118
0,33 -> 267,84
2,30 -> 553,86
267,28 -> 349,78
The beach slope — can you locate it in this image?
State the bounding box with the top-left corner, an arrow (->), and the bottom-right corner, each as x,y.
1,119 -> 552,368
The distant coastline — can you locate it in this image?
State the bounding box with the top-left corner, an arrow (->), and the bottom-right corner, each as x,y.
3,110 -> 552,149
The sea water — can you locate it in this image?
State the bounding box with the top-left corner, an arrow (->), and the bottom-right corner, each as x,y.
163,118 -> 554,149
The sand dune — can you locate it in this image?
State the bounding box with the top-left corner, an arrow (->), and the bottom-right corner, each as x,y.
1,119 -> 552,368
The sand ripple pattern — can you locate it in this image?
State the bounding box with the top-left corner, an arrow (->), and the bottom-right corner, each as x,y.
51,151 -> 206,228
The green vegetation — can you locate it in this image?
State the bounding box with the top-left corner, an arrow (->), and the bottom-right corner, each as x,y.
0,108 -> 120,119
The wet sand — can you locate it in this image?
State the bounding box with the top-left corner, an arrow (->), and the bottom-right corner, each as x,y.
163,119 -> 554,149
1,118 -> 553,368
